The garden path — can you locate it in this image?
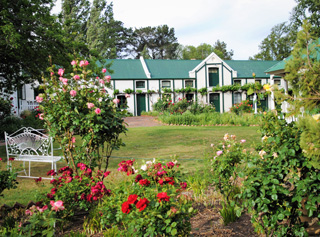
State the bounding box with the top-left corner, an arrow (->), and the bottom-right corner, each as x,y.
124,116 -> 162,128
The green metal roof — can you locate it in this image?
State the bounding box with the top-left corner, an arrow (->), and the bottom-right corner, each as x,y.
144,59 -> 202,79
100,59 -> 148,79
264,56 -> 292,73
225,60 -> 281,78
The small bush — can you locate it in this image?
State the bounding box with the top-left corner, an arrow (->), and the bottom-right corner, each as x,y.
0,97 -> 12,120
230,100 -> 253,115
0,116 -> 23,139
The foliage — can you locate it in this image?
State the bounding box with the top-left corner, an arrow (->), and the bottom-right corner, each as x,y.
0,0 -> 72,94
0,97 -> 12,120
113,89 -> 120,95
230,100 -> 253,115
39,58 -> 127,172
85,159 -> 196,236
279,21 -> 320,114
198,87 -> 208,96
20,107 -> 45,129
0,116 -> 23,140
180,41 -> 233,60
124,88 -> 134,94
129,25 -> 179,59
162,88 -> 173,93
240,111 -> 320,236
136,90 -> 143,94
250,22 -> 296,61
158,111 -> 262,126
0,161 -> 18,198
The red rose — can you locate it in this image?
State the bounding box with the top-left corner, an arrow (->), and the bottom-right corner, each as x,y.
139,179 -> 150,187
47,169 -> 57,176
158,178 -> 164,185
136,198 -> 150,212
165,177 -> 175,185
157,192 -> 170,202
127,194 -> 138,204
103,171 -> 111,177
121,201 -> 132,214
135,174 -> 143,183
180,182 -> 187,190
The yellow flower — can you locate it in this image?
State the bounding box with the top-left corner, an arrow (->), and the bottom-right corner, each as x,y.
252,72 -> 256,78
263,84 -> 272,92
312,114 -> 320,122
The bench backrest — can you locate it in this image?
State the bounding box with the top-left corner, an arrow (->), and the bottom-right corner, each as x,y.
5,127 -> 53,157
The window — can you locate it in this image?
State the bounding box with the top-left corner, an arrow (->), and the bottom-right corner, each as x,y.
274,79 -> 281,86
162,81 -> 171,88
186,94 -> 193,101
136,81 -> 145,88
234,80 -> 241,85
234,92 -> 241,104
209,68 -> 219,87
117,95 -> 127,109
18,85 -> 26,100
185,80 -> 193,87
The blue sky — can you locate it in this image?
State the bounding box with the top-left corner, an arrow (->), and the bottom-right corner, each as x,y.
53,0 -> 297,60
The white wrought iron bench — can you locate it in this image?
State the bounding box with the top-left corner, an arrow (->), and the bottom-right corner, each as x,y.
5,127 -> 63,179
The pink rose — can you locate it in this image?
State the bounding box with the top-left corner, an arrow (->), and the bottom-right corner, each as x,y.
73,75 -> 80,80
102,68 -> 107,73
240,139 -> 246,143
216,150 -> 223,156
105,75 -> 111,83
113,98 -> 120,104
79,60 -> 89,67
71,137 -> 76,143
95,108 -> 101,114
62,78 -> 68,85
87,103 -> 94,109
36,96 -> 43,103
50,72 -> 54,76
0,158 -> 2,161
71,60 -> 77,66
39,113 -> 44,120
70,90 -> 77,97
125,94 -> 130,98
99,79 -> 105,84
50,200 -> 65,212
58,68 -> 64,77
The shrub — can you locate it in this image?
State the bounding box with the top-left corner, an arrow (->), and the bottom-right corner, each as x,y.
0,159 -> 18,197
240,111 -> 320,236
230,100 -> 253,115
0,97 -> 12,120
85,159 -> 196,236
0,116 -> 23,139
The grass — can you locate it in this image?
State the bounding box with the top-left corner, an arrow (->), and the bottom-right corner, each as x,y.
0,125 -> 261,206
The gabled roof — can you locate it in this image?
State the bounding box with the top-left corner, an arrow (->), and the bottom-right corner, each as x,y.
103,59 -> 148,79
225,60 -> 281,78
264,56 -> 292,74
144,59 -> 201,79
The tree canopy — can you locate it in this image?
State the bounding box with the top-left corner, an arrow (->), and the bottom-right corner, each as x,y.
180,41 -> 233,60
0,0 -> 72,94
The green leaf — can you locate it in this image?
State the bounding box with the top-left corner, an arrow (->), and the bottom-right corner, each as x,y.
247,88 -> 254,95
271,194 -> 278,200
171,228 -> 177,236
278,213 -> 284,220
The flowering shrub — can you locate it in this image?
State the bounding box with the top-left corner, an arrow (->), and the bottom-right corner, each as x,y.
44,164 -> 111,218
85,159 -> 195,236
39,57 -> 127,172
240,111 -> 320,236
229,100 -> 253,115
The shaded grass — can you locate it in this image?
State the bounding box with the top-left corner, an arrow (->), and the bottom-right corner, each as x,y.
0,125 -> 261,206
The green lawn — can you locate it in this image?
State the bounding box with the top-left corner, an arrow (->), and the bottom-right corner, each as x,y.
0,125 -> 261,206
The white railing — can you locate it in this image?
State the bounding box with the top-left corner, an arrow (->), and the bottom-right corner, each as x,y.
19,100 -> 39,114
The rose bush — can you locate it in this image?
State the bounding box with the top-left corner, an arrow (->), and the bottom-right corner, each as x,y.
84,159 -> 196,236
39,57 -> 127,172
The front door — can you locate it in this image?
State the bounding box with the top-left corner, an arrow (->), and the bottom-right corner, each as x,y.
209,93 -> 220,112
137,94 -> 146,116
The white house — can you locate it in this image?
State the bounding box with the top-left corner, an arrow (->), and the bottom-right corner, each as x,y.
5,52 -> 284,116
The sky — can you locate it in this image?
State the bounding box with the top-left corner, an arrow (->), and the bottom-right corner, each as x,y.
52,0 -> 297,60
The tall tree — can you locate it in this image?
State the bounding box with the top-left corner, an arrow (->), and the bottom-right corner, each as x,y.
290,0 -> 320,37
180,41 -> 233,60
213,40 -> 234,60
0,0 -> 71,94
251,0 -> 320,60
250,23 -> 296,61
129,25 -> 179,59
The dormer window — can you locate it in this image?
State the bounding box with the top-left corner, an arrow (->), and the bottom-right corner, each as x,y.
162,81 -> 171,88
185,80 -> 193,87
136,81 -> 145,88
